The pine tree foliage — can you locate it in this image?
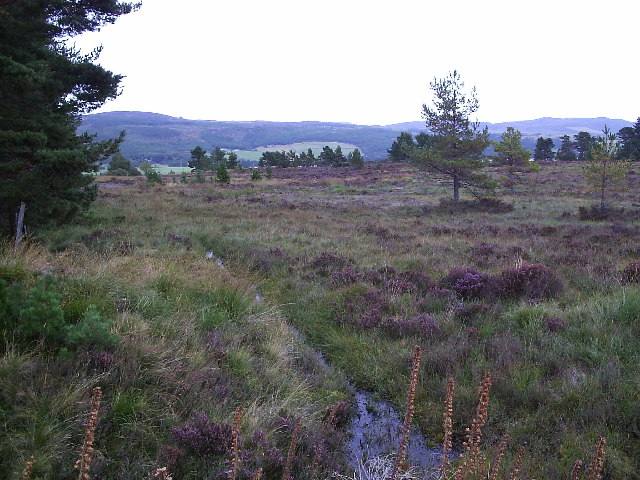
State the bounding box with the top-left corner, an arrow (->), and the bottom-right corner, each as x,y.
556,135 -> 577,162
533,137 -> 555,161
617,118 -> 640,160
0,0 -> 138,232
584,126 -> 629,212
491,127 -> 535,193
412,71 -> 492,201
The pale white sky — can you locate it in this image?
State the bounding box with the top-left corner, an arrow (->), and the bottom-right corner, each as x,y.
73,0 -> 639,125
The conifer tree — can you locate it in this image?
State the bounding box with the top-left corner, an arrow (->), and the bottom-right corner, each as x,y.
491,127 -> 535,193
0,0 -> 137,233
584,126 -> 629,212
556,135 -> 577,161
388,132 -> 416,161
413,71 -> 492,202
574,131 -> 594,161
348,148 -> 364,168
617,118 -> 640,160
189,146 -> 212,171
215,162 -> 231,184
533,137 -> 555,161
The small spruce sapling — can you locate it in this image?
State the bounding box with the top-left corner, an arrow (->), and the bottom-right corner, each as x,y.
584,126 -> 629,213
490,127 -> 537,193
64,305 -> 118,351
18,276 -> 66,344
145,170 -> 163,185
216,162 -> 231,184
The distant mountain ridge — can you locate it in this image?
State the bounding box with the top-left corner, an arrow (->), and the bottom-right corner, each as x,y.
81,111 -> 634,165
388,117 -> 634,137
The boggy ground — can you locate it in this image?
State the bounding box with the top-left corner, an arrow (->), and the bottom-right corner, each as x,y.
3,161 -> 640,479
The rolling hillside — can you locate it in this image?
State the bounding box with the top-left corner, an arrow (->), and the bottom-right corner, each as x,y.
81,111 -> 634,166
81,112 -> 400,165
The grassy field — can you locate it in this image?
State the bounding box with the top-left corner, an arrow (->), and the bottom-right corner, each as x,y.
2,161 -> 640,479
255,142 -> 360,155
235,142 -> 361,163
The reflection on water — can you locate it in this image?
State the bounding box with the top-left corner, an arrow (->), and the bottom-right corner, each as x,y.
346,391 -> 445,471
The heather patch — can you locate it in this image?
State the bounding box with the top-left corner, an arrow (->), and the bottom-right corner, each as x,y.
454,302 -> 493,325
247,246 -> 293,272
423,197 -> 514,215
330,266 -> 366,287
493,263 -> 563,301
621,262 -> 640,283
440,267 -> 492,300
172,412 -> 233,456
380,314 -> 441,339
416,287 -> 456,313
545,316 -> 566,332
342,288 -> 390,328
578,204 -> 640,222
308,252 -> 353,277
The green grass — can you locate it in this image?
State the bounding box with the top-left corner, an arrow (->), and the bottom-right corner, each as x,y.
2,161 -> 640,479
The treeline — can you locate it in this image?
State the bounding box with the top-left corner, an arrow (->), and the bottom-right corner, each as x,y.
535,119 -> 640,161
388,118 -> 640,163
188,146 -> 239,171
258,145 -> 364,168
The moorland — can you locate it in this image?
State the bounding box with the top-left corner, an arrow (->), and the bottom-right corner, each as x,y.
2,161 -> 639,479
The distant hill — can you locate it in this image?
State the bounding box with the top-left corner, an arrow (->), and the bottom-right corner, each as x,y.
81,112 -> 401,165
388,117 -> 634,136
81,111 -> 634,165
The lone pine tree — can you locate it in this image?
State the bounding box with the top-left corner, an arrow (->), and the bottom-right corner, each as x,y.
413,71 -> 492,202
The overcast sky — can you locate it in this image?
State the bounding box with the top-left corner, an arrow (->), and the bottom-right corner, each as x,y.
73,0 -> 639,126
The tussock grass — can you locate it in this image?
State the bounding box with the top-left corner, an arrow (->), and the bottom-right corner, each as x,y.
1,236 -> 343,478
3,161 -> 640,478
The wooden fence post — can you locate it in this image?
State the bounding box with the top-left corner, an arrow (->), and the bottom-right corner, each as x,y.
14,201 -> 26,252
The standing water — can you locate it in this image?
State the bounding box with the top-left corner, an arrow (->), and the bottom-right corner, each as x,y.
346,390 -> 444,471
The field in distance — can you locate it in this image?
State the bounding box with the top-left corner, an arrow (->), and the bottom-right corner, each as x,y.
235,142 -> 361,162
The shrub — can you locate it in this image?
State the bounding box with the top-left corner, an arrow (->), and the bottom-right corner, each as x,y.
440,267 -> 491,299
64,305 -> 118,351
216,162 -> 231,184
545,316 -> 566,332
397,270 -> 435,294
250,170 -> 261,181
454,302 -> 491,324
621,262 -> 640,283
470,242 -> 497,257
109,167 -> 130,176
416,287 -> 455,313
145,169 -> 163,185
578,204 -> 610,221
18,276 -> 67,344
172,411 -> 233,456
330,267 -> 365,287
343,288 -> 389,328
193,170 -> 205,183
380,314 -> 440,338
494,263 -> 563,300
360,267 -> 433,295
475,197 -> 515,213
425,197 -> 514,214
0,279 -> 21,331
309,252 -> 352,277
